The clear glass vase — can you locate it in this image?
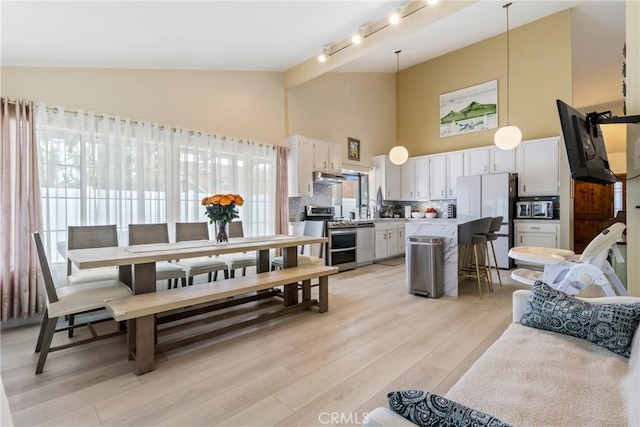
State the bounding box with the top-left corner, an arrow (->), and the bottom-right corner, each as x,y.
216,221 -> 228,243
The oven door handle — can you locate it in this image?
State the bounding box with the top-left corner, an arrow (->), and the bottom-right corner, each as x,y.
329,229 -> 357,235
329,247 -> 357,253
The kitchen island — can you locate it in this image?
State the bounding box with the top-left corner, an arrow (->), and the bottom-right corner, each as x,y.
405,217 -> 475,297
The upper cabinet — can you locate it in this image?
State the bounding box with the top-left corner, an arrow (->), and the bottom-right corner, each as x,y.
430,154 -> 447,200
446,151 -> 464,199
414,156 -> 430,200
491,147 -> 517,174
400,158 -> 416,200
373,155 -> 401,200
313,140 -> 342,174
287,135 -> 314,197
517,137 -> 560,196
465,147 -> 515,176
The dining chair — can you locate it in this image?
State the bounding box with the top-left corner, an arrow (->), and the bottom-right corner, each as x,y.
223,221 -> 256,278
32,232 -> 132,374
66,225 -> 119,286
458,217 -> 493,298
65,225 -> 121,338
271,220 -> 325,270
128,223 -> 188,289
175,222 -> 229,285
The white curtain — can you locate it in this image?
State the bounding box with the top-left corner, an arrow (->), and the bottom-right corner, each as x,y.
36,104 -> 276,262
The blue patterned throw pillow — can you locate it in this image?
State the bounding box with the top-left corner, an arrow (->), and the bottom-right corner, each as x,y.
521,281 -> 640,358
387,390 -> 510,427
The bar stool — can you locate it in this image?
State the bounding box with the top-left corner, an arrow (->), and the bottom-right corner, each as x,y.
485,216 -> 503,287
458,217 -> 493,297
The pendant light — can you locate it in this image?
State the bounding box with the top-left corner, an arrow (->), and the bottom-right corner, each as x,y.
389,50 -> 409,165
494,2 -> 522,150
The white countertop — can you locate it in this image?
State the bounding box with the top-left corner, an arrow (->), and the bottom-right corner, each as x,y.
514,219 -> 560,223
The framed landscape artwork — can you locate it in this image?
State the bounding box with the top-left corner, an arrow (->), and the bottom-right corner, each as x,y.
348,137 -> 360,161
439,80 -> 498,138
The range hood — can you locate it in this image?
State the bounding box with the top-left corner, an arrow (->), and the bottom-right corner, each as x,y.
313,171 -> 345,184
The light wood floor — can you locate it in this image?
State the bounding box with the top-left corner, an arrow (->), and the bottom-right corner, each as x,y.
1,262 -> 527,427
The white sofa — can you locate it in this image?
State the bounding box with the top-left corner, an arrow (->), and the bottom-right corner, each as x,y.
364,290 -> 640,427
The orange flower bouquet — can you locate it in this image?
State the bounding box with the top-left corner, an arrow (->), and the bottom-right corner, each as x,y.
201,194 -> 244,242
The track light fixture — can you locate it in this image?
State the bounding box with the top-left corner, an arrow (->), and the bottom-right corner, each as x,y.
318,47 -> 329,63
351,30 -> 363,45
389,10 -> 401,25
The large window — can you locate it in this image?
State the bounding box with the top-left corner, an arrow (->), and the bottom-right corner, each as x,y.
36,106 -> 276,262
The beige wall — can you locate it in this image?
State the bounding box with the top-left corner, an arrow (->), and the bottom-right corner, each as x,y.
1,67 -> 286,145
287,72 -> 395,169
400,10 -> 572,156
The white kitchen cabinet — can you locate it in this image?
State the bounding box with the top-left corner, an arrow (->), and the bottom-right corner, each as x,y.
287,135 -> 314,196
464,147 -> 490,176
374,221 -> 404,260
396,226 -> 405,256
373,155 -> 401,200
514,221 -> 560,266
465,146 -> 515,176
327,143 -> 342,174
517,137 -> 559,196
491,147 -> 516,174
446,151 -> 464,199
313,140 -> 342,174
430,154 -> 447,200
414,156 -> 430,200
400,158 -> 416,200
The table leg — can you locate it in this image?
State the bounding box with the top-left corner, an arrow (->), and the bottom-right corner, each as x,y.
282,246 -> 298,306
318,276 -> 329,313
256,249 -> 270,273
301,279 -> 311,303
118,264 -> 132,287
128,262 -> 156,362
135,315 -> 155,375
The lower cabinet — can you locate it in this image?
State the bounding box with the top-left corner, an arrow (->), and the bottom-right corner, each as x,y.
514,221 -> 560,265
374,221 -> 405,260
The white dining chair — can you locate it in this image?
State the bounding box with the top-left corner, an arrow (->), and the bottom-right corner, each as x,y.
175,222 -> 229,285
271,220 -> 325,270
221,221 -> 256,278
32,232 -> 132,374
129,223 -> 188,289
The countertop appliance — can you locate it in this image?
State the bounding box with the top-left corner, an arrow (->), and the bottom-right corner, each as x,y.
532,201 -> 554,219
456,173 -> 517,269
516,201 -> 532,218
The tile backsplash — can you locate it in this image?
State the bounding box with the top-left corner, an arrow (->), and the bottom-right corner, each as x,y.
288,183 -> 333,221
379,199 -> 456,219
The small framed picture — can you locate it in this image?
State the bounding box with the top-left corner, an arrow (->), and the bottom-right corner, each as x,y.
348,137 -> 360,161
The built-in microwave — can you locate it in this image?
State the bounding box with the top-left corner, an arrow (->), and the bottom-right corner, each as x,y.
532,201 -> 554,219
516,202 -> 532,218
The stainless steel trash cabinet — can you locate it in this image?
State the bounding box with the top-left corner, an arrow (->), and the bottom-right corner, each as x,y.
407,235 -> 444,298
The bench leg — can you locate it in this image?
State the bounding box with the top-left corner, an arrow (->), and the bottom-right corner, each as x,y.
127,319 -> 136,360
318,276 -> 329,313
301,279 -> 311,303
135,315 -> 155,375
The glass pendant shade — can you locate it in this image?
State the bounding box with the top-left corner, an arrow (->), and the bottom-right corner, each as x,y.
389,145 -> 409,165
494,125 -> 522,150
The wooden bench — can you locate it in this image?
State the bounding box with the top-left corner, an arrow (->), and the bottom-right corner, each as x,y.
106,264 -> 338,374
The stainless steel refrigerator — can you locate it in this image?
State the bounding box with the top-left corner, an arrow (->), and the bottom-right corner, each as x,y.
456,173 -> 517,269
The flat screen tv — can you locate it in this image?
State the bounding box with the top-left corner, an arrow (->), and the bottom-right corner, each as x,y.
556,99 -> 617,185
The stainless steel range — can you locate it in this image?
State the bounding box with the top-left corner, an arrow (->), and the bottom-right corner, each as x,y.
304,206 -> 360,272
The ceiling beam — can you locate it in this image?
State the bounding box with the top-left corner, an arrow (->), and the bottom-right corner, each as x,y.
283,0 -> 478,89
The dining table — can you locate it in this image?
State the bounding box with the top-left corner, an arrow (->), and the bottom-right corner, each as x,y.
67,234 -> 328,297
67,234 -> 328,361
